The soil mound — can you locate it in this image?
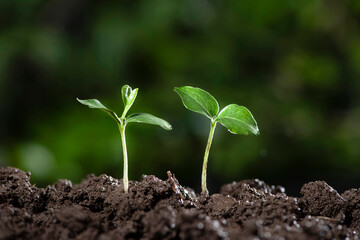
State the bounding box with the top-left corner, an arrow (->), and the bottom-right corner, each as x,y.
1,167 -> 359,239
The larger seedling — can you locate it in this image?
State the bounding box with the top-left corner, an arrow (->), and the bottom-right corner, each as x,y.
77,85 -> 172,193
175,86 -> 259,196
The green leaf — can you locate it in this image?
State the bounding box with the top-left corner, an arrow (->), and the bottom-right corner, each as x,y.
174,86 -> 219,119
121,85 -> 138,117
77,98 -> 120,124
127,113 -> 172,130
216,104 -> 259,135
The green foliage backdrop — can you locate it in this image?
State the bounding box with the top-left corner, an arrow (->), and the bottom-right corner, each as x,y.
1,0 -> 360,194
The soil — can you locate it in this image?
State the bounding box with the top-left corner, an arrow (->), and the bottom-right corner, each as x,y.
1,167 -> 360,240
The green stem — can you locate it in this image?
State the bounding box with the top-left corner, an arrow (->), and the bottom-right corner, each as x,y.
119,123 -> 129,193
201,121 -> 217,196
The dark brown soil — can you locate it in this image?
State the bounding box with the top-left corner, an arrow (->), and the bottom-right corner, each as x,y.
1,167 -> 360,240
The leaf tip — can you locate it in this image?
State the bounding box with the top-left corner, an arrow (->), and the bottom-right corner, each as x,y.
165,124 -> 172,131
251,125 -> 260,135
76,98 -> 85,104
159,119 -> 172,131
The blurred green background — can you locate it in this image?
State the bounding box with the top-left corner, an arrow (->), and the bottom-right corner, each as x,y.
1,0 -> 360,195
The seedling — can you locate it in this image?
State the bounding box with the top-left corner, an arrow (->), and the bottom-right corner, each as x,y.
174,86 -> 259,196
77,85 -> 172,193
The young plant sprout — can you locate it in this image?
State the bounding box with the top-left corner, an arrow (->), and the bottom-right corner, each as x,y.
174,86 -> 259,196
77,85 -> 172,193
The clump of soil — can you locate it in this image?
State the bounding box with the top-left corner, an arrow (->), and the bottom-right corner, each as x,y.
1,167 -> 359,239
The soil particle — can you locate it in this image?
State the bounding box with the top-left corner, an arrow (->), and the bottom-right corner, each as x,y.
300,181 -> 345,219
175,209 -> 229,240
204,194 -> 238,219
342,188 -> 360,231
0,206 -> 33,239
220,179 -> 285,199
0,167 -> 34,210
1,167 -> 360,239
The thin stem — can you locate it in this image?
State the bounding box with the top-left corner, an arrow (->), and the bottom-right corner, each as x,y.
119,123 -> 129,193
120,109 -> 128,119
201,121 -> 217,196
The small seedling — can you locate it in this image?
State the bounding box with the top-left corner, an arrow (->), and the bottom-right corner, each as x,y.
174,86 -> 259,196
77,85 -> 172,193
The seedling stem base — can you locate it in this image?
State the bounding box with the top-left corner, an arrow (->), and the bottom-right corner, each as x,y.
119,124 -> 129,193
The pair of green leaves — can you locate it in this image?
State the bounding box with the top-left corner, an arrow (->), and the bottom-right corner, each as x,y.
77,85 -> 258,135
77,85 -> 172,130
174,86 -> 259,135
